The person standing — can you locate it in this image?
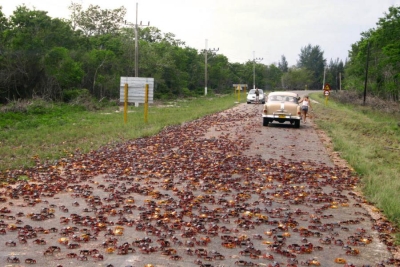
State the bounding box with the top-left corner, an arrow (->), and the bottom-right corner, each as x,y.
255,88 -> 260,104
299,95 -> 312,123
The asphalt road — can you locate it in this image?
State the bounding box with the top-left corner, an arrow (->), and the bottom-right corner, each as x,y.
0,102 -> 398,267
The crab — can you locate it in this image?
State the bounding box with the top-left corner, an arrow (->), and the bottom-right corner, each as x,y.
25,258 -> 37,264
7,256 -> 20,263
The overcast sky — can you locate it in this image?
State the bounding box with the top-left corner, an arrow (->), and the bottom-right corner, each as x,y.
2,0 -> 400,66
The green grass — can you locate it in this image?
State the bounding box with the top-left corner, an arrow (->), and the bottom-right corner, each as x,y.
311,92 -> 400,236
0,95 -> 242,172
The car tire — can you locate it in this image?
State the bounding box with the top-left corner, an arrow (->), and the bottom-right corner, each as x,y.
263,118 -> 269,127
294,120 -> 300,128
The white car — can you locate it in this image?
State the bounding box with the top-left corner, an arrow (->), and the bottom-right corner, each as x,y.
246,89 -> 265,104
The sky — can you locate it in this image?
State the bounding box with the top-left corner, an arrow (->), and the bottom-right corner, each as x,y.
1,0 -> 400,66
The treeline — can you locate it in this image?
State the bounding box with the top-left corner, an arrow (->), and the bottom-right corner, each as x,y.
0,3 -> 397,103
0,3 -> 238,102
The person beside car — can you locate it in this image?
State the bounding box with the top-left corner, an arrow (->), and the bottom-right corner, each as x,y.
299,95 -> 312,123
255,88 -> 260,104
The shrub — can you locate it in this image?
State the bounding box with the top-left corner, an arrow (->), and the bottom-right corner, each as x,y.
330,90 -> 400,114
67,89 -> 99,110
0,97 -> 52,114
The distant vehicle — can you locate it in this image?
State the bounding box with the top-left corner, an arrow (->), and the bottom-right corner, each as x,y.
262,91 -> 301,128
246,89 -> 265,104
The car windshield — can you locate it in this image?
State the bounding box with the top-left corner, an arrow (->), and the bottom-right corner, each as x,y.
249,89 -> 263,94
268,95 -> 298,103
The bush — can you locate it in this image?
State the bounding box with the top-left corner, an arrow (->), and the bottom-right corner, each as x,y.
181,88 -> 195,97
66,89 -> 99,110
330,90 -> 400,114
0,97 -> 52,114
63,89 -> 85,103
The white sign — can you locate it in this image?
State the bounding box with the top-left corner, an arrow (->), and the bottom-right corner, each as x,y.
120,77 -> 154,104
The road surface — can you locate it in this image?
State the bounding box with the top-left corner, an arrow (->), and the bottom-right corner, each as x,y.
0,102 -> 397,267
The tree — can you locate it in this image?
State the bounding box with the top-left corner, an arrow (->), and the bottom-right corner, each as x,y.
208,54 -> 231,93
0,5 -> 78,100
345,6 -> 400,101
278,55 -> 288,73
281,67 -> 313,90
82,49 -> 118,98
297,44 -> 326,89
69,2 -> 126,36
326,58 -> 345,90
44,47 -> 83,92
265,64 -> 283,90
227,62 -> 247,85
0,7 -> 10,101
0,7 -> 9,36
140,27 -> 186,47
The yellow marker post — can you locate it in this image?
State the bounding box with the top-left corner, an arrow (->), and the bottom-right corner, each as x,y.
144,84 -> 149,123
124,83 -> 128,123
237,85 -> 241,102
324,90 -> 330,106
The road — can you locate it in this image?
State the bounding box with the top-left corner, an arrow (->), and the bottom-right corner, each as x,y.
0,102 -> 398,267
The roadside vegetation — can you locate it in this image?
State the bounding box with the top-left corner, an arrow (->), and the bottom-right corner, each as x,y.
311,91 -> 400,238
0,94 -> 241,173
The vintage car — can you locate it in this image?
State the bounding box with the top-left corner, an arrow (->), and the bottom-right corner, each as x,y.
262,91 -> 301,128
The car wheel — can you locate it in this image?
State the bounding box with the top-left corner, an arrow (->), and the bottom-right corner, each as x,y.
247,102 -> 250,104
262,101 -> 265,104
294,120 -> 300,128
263,118 -> 269,127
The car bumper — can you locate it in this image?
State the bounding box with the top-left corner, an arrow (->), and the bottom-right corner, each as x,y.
262,114 -> 301,120
247,98 -> 265,103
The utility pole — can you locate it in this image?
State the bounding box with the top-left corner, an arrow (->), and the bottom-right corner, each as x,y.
134,3 -> 139,77
204,39 -> 219,95
252,51 -> 263,89
125,3 -> 150,77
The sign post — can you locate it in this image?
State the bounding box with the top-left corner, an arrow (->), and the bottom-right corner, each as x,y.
120,77 -> 154,123
323,83 -> 331,106
232,84 -> 247,102
120,77 -> 154,104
